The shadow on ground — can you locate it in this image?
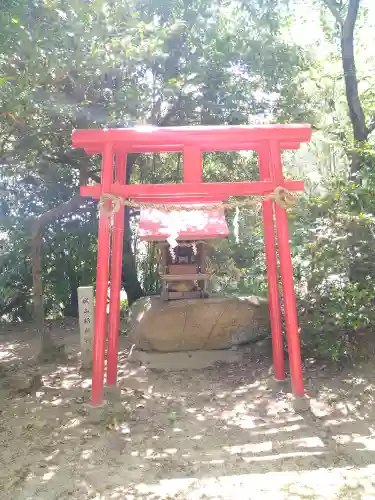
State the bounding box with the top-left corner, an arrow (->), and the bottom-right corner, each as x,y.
1,325 -> 375,499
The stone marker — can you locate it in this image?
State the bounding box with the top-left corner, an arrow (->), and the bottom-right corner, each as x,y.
78,286 -> 94,369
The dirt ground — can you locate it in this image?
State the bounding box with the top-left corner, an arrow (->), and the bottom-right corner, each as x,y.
1,321 -> 375,499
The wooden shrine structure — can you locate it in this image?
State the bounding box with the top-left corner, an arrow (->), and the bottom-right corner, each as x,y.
138,203 -> 230,300
72,124 -> 312,406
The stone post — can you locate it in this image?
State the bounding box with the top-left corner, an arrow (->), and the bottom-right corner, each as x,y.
78,286 -> 94,369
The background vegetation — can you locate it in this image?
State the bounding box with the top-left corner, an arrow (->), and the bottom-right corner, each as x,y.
1,0 -> 375,360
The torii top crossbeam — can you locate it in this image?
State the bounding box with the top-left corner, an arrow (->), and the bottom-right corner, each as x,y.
73,124 -> 311,203
72,123 -> 310,150
72,124 -> 312,407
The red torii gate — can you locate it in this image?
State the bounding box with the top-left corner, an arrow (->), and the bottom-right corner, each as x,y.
72,124 -> 312,406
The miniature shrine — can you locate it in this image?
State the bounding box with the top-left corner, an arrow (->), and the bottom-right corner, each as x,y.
72,124 -> 312,406
138,203 -> 229,300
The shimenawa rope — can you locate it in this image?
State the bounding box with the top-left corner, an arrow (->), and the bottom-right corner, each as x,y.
98,186 -> 298,219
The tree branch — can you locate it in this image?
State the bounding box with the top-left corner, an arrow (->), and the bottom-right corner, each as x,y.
324,0 -> 344,25
32,193 -> 84,234
32,160 -> 89,233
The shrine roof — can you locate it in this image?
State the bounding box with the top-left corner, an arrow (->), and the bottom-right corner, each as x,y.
138,204 -> 230,241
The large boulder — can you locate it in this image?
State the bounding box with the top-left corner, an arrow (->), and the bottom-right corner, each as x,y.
128,295 -> 270,352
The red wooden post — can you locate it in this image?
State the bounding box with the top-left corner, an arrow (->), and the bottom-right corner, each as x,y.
269,141 -> 304,396
258,145 -> 285,381
183,147 -> 202,183
92,143 -> 114,406
106,153 -> 127,386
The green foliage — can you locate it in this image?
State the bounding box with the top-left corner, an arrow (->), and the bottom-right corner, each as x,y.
0,0 -> 375,363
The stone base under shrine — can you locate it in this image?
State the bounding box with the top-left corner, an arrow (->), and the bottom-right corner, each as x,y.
128,295 -> 270,353
128,348 -> 245,370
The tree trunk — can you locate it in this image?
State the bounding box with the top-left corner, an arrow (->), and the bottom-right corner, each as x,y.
122,205 -> 144,306
323,0 -> 371,284
64,259 -> 79,317
145,242 -> 158,294
339,0 -> 367,178
121,154 -> 144,306
29,162 -> 89,354
324,0 -> 367,176
30,195 -> 85,353
341,19 -> 366,140
31,223 -> 52,351
338,0 -> 370,282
